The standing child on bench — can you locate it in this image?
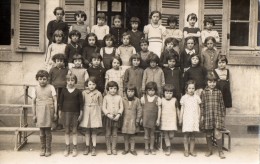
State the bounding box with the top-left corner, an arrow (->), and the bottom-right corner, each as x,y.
32,70 -> 57,157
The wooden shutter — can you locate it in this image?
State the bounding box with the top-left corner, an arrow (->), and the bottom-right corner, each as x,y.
161,0 -> 185,30
15,0 -> 45,53
200,0 -> 228,54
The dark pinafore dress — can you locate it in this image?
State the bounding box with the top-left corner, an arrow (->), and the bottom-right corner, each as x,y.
214,69 -> 232,108
142,96 -> 158,129
102,47 -> 116,70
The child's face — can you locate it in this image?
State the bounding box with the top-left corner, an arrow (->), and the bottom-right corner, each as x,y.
67,78 -> 76,88
151,13 -> 160,24
108,86 -> 118,96
206,39 -> 214,50
186,39 -> 195,50
55,59 -> 64,68
166,42 -> 174,50
112,59 -> 120,70
164,91 -> 173,100
188,17 -> 196,27
92,58 -> 101,67
88,81 -> 96,91
55,10 -> 64,21
147,88 -> 155,96
105,39 -> 113,47
73,59 -> 82,68
131,22 -> 139,30
114,18 -> 122,28
169,22 -> 176,29
207,80 -> 217,89
122,36 -> 130,45
150,61 -> 157,68
132,58 -> 140,67
97,18 -> 105,26
127,89 -> 135,98
38,76 -> 48,87
76,14 -> 85,24
88,36 -> 96,46
187,84 -> 195,95
168,59 -> 176,68
218,60 -> 227,69
206,22 -> 213,30
71,35 -> 79,43
55,35 -> 63,44
191,56 -> 199,66
140,43 -> 148,51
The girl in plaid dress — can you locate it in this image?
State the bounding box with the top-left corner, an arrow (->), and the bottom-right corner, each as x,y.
200,75 -> 226,159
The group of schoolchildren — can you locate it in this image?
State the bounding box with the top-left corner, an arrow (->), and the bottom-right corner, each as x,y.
32,6 -> 232,159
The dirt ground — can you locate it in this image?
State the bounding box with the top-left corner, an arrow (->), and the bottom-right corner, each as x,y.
0,134 -> 259,164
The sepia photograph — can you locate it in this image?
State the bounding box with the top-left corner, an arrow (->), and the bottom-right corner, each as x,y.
0,0 -> 259,164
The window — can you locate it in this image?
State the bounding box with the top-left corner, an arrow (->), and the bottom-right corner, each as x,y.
0,0 -> 11,46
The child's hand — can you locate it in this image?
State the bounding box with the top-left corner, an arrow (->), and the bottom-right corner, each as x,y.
33,116 -> 37,123
140,119 -> 143,126
200,116 -> 204,123
113,114 -> 120,121
53,113 -> 57,121
77,114 -> 82,122
156,119 -> 160,126
135,121 -> 139,127
107,113 -> 114,120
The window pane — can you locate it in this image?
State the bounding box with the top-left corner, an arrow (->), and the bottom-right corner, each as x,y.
97,1 -> 108,11
258,23 -> 260,46
112,2 -> 121,12
230,22 -> 249,46
0,0 -> 11,45
231,0 -> 249,20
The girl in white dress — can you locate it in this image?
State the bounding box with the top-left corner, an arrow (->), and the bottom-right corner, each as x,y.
179,80 -> 201,157
160,84 -> 179,156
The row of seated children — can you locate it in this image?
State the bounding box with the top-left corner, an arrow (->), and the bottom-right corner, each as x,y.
33,68 -> 227,159
47,7 -> 220,62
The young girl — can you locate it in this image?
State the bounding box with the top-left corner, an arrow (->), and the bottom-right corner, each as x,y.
80,77 -> 103,156
69,10 -> 90,47
144,11 -> 166,57
165,16 -> 183,53
201,17 -> 220,46
100,34 -> 117,70
127,17 -> 145,52
200,75 -> 226,159
160,37 -> 180,68
163,55 -> 182,102
32,70 -> 57,157
121,84 -> 142,156
105,56 -> 124,97
47,7 -> 68,45
116,32 -> 136,72
141,82 -> 161,155
91,12 -> 109,47
59,74 -> 83,157
102,81 -> 124,155
82,33 -> 100,68
109,15 -> 127,48
183,13 -> 201,53
142,53 -> 165,96
87,53 -> 106,94
160,84 -> 179,156
138,39 -> 151,70
213,55 -> 232,108
180,36 -> 198,72
68,54 -> 89,90
45,30 -> 67,71
124,54 -> 144,98
65,30 -> 83,68
183,54 -> 207,96
201,36 -> 220,73
179,80 -> 201,157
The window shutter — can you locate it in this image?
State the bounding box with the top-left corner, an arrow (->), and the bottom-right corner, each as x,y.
161,0 -> 185,30
62,0 -> 86,28
200,0 -> 228,54
15,0 -> 45,53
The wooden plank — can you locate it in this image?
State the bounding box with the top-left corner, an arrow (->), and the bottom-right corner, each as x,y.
0,127 -> 19,131
0,104 -> 32,108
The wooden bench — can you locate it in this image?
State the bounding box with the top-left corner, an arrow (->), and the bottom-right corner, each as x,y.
212,129 -> 231,151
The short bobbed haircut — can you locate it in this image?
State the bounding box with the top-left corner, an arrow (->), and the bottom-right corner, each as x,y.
162,84 -> 176,98
185,80 -> 196,92
188,54 -> 201,66
129,54 -> 141,66
111,56 -> 122,66
52,53 -> 66,62
145,81 -> 158,93
184,36 -> 196,46
139,38 -> 149,46
36,70 -> 49,80
97,12 -> 106,21
91,52 -> 103,61
72,53 -> 83,63
167,16 -> 178,25
106,81 -> 119,91
186,13 -> 198,22
52,30 -> 64,43
74,10 -> 87,21
53,7 -> 65,16
150,10 -> 162,19
147,52 -> 160,64
203,17 -> 215,26
124,84 -> 138,97
130,17 -> 141,25
85,76 -> 97,87
216,55 -> 228,65
85,33 -> 98,46
103,34 -> 115,45
204,36 -> 216,46
66,74 -> 77,84
69,30 -> 81,39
